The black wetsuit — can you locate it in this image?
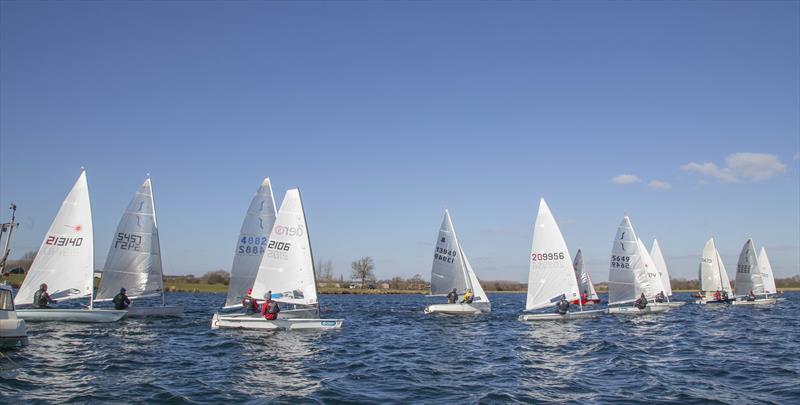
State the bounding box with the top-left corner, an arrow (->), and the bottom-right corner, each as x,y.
33,289 -> 55,309
446,291 -> 458,304
113,292 -> 131,310
556,299 -> 570,315
634,296 -> 648,309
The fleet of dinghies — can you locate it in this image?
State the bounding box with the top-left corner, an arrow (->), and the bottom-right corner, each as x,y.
5,171 -> 787,334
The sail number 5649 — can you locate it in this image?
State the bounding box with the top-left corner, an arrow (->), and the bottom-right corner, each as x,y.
532,252 -> 565,261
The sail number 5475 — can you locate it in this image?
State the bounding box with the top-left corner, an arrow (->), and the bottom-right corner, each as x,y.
532,252 -> 565,261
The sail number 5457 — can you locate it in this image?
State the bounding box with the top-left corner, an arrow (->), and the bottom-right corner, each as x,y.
531,252 -> 565,261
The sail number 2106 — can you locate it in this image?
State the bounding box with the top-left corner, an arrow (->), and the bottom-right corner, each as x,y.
531,252 -> 566,261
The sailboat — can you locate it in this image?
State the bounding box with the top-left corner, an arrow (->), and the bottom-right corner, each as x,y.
571,249 -> 600,305
695,237 -> 733,304
758,247 -> 779,295
605,216 -> 670,315
211,188 -> 343,330
95,177 -> 183,317
15,169 -> 126,322
222,178 -> 277,310
648,239 -> 685,307
732,239 -> 777,305
519,199 -> 604,321
424,209 -> 490,315
1,203 -> 28,347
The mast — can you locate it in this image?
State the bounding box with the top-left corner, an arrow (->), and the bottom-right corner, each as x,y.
148,175 -> 166,307
0,203 -> 18,275
297,188 -> 320,312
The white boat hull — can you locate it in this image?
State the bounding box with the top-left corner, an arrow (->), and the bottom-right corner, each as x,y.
607,305 -> 670,315
424,302 -> 491,315
124,305 -> 184,318
653,301 -> 686,308
210,313 -> 343,330
732,298 -> 778,306
519,309 -> 605,321
17,308 -> 127,323
0,318 -> 28,348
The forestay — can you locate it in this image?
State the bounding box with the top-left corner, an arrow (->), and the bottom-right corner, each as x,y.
430,210 -> 470,296
758,247 -> 777,294
607,216 -> 651,305
15,170 -> 94,305
734,239 -> 763,295
96,178 -> 163,301
572,249 -> 599,301
224,178 -> 277,307
251,189 -> 317,306
650,239 -> 673,297
525,199 -> 580,311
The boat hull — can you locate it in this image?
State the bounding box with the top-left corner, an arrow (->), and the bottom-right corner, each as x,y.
17,308 -> 127,323
607,305 -> 670,315
653,301 -> 686,308
694,298 -> 733,305
519,309 -> 605,321
124,305 -> 184,318
424,302 -> 491,315
570,298 -> 601,306
732,298 -> 778,306
0,319 -> 28,348
210,313 -> 343,330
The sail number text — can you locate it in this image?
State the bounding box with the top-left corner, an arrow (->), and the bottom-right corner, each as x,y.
237,236 -> 267,255
610,255 -> 631,269
435,247 -> 457,264
114,233 -> 142,251
531,252 -> 566,261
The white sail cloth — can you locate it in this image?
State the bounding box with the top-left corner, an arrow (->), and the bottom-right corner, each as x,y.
572,249 -> 598,300
650,239 -> 673,296
430,210 -> 470,295
607,216 -> 657,305
251,189 -> 318,306
758,247 -> 777,294
15,170 -> 94,305
734,239 -> 764,295
96,178 -> 163,301
698,238 -> 732,295
525,199 -> 580,311
224,178 -> 277,307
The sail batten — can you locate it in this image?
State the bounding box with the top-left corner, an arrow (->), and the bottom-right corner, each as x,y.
15,170 -> 94,305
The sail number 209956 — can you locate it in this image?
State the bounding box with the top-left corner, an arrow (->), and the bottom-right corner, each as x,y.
531,252 -> 566,261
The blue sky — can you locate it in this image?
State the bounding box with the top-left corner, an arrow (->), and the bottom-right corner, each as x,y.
1,1 -> 798,282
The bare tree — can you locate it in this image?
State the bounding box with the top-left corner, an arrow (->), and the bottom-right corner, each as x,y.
350,256 -> 375,288
315,259 -> 336,281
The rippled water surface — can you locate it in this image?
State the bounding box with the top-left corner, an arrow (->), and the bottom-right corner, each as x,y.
2,292 -> 799,403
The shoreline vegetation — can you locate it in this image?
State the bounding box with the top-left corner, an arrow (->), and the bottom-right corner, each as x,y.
4,273 -> 800,295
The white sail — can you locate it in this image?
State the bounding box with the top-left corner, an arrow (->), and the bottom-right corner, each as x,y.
525,199 -> 580,311
699,238 -> 730,295
430,210 -> 470,296
734,239 -> 763,295
572,249 -> 599,300
15,170 -> 94,305
224,178 -> 277,307
607,216 -> 652,305
96,178 -> 163,301
758,247 -> 777,294
251,188 -> 317,306
650,239 -> 673,297
463,254 -> 489,304
717,249 -> 733,295
637,238 -> 664,299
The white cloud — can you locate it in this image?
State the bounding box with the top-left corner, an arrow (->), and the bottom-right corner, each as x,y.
682,153 -> 786,183
648,180 -> 672,190
611,174 -> 641,185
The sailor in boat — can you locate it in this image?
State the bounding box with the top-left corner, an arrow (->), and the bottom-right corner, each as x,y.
33,283 -> 57,309
113,288 -> 131,310
555,297 -> 570,315
260,291 -> 280,321
461,289 -> 474,304
634,293 -> 648,310
746,290 -> 756,302
713,290 -> 722,302
447,288 -> 458,304
241,288 -> 259,314
581,290 -> 588,303
655,291 -> 666,303
721,290 -> 730,302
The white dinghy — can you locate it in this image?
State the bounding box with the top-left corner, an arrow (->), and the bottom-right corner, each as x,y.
424,210 -> 490,315
519,199 -> 604,321
15,170 -> 126,322
757,247 -> 784,301
572,249 -> 600,305
211,188 -> 342,330
95,177 -> 183,317
220,178 -> 278,312
695,238 -> 734,304
605,216 -> 669,316
732,239 -> 777,306
650,239 -> 685,307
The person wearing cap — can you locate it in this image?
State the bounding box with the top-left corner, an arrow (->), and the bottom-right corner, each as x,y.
113,288 -> 131,310
33,283 -> 57,308
447,288 -> 458,304
261,290 -> 280,320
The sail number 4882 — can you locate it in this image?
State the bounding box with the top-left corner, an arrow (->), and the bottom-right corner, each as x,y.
531,252 -> 565,261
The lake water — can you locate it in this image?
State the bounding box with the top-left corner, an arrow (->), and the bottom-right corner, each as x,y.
2,292 -> 799,403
